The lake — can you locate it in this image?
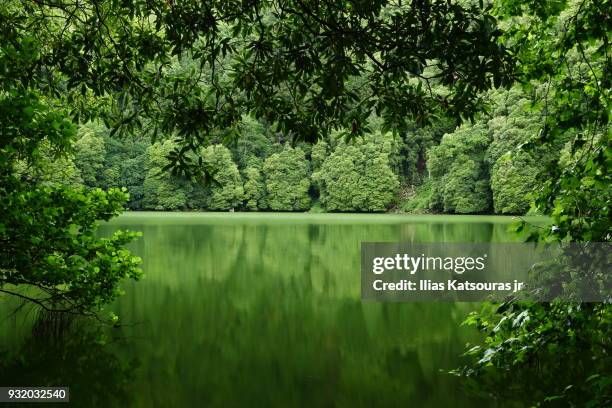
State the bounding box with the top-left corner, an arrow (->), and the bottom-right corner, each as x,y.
0,212 -> 532,407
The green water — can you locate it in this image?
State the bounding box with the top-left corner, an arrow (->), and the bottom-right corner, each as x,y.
1,213 -> 533,407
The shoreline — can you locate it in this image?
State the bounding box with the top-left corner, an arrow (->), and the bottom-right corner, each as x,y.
107,210 -> 548,225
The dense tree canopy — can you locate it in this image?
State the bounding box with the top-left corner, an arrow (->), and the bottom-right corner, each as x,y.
452,1 -> 611,406
143,141 -> 187,210
201,144 -> 244,210
490,152 -> 538,214
262,146 -> 311,211
423,86 -> 554,215
0,89 -> 142,315
313,133 -> 399,212
428,123 -> 491,214
1,0 -> 515,178
74,123 -> 107,187
243,165 -> 266,210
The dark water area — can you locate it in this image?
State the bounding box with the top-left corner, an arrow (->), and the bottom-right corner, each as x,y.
0,213 -> 536,407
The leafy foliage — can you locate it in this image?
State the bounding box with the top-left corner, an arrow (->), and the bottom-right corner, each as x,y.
243,166 -> 266,210
421,86 -> 558,215
0,86 -> 142,316
0,184 -> 142,314
313,132 -> 399,212
201,144 -> 244,210
74,123 -> 107,187
455,1 -> 611,406
100,134 -> 149,210
484,88 -> 546,214
143,141 -> 192,210
0,0 -> 515,177
457,302 -> 611,406
428,124 -> 492,213
262,146 -> 311,211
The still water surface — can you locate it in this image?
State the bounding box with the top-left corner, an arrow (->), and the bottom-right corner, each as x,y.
1,213 -> 531,407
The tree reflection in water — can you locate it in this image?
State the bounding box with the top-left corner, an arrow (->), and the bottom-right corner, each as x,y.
0,310 -> 137,407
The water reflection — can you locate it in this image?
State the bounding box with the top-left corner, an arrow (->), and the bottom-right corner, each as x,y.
1,214 -> 526,407
102,214 -> 520,407
0,312 -> 137,407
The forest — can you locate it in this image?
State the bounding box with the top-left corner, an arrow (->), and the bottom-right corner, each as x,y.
0,0 -> 610,406
27,79 -> 547,215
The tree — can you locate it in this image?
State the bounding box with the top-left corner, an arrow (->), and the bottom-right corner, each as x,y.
490,153 -> 538,214
74,122 -> 107,187
143,141 -> 192,210
310,140 -> 328,173
397,117 -> 456,186
313,144 -> 362,211
200,144 -> 244,210
313,133 -> 399,212
455,1 -> 611,406
14,143 -> 84,188
230,116 -> 275,170
243,166 -> 265,210
484,87 -> 550,214
100,133 -> 149,210
428,124 -> 491,213
2,1 -> 514,177
0,91 -> 142,315
143,142 -> 244,211
74,122 -> 150,209
263,146 -> 311,211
